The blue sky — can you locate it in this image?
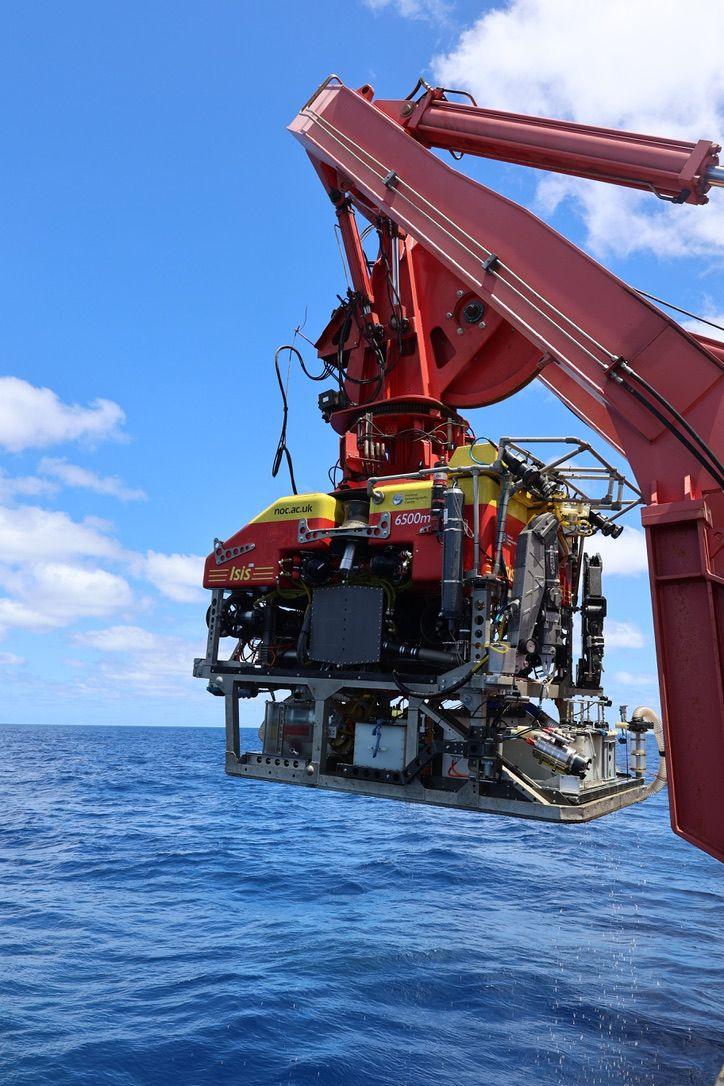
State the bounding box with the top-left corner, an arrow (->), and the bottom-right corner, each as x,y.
1,0 -> 721,726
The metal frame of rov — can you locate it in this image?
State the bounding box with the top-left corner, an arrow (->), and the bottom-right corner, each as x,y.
194,436 -> 663,824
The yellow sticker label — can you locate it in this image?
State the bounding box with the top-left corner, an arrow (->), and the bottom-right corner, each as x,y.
250,492 -> 339,524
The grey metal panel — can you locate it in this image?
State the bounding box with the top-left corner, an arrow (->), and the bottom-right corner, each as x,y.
308,585 -> 384,665
226,755 -> 646,823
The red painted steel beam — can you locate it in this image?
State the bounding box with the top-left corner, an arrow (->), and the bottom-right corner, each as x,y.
375,90 -> 721,205
290,80 -> 724,861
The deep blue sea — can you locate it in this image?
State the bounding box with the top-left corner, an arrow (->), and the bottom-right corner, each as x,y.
1,724 -> 722,1086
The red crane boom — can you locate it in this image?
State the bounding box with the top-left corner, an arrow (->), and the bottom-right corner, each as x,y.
377,82 -> 723,204
289,77 -> 724,861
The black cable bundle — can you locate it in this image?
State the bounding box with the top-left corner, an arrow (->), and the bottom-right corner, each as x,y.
271,343 -> 330,495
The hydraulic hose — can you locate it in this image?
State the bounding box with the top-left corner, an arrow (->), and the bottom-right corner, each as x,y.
392,658 -> 483,700
296,605 -> 312,664
609,368 -> 724,489
616,359 -> 724,482
631,705 -> 667,798
493,478 -> 511,578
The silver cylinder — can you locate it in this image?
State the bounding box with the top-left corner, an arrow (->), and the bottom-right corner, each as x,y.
441,484 -> 465,624
705,165 -> 724,188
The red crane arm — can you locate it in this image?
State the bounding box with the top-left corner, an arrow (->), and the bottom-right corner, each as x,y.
375,85 -> 723,205
289,79 -> 724,862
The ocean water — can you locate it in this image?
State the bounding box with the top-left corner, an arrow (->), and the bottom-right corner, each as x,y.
1,724 -> 722,1086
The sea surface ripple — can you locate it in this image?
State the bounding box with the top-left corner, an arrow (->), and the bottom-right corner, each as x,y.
0,724 -> 722,1085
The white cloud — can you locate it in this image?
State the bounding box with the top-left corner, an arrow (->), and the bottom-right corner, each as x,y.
0,501 -> 134,635
432,0 -> 724,258
0,374 -> 204,690
0,651 -> 25,665
38,457 -> 146,502
0,501 -> 206,642
613,670 -> 658,688
0,504 -> 121,563
0,377 -> 126,453
23,564 -> 132,618
0,469 -> 58,502
605,620 -> 645,650
76,625 -> 157,652
0,598 -> 59,632
585,526 -> 648,576
140,551 -> 204,603
77,624 -> 204,697
0,564 -> 133,635
363,0 -> 449,19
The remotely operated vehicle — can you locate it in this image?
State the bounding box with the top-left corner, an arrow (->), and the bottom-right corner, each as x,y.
195,77 -> 724,862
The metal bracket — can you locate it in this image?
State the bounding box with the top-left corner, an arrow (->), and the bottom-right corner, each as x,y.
214,538 -> 256,566
297,513 -> 391,544
204,588 -> 224,666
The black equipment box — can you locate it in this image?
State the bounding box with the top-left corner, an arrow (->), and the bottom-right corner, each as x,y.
308,585 -> 384,665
